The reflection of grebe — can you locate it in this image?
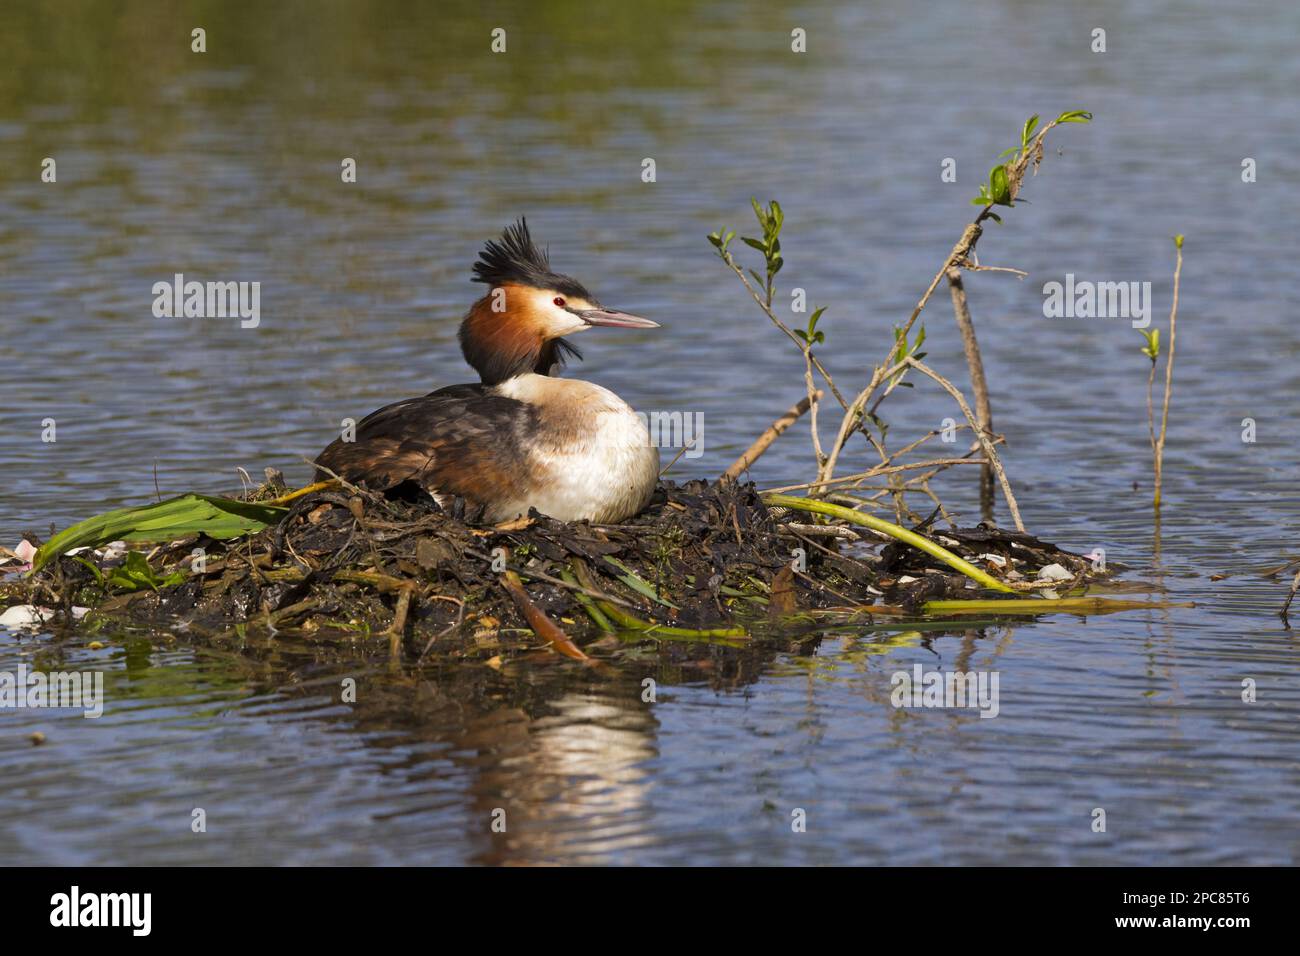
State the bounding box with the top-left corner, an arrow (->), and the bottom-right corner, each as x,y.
316,220 -> 660,522
465,692 -> 659,866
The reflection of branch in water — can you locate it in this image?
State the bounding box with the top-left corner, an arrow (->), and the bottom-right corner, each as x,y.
1281,567 -> 1300,626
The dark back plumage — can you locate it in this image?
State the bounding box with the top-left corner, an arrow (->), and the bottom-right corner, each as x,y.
471,218 -> 592,299
314,383 -> 540,508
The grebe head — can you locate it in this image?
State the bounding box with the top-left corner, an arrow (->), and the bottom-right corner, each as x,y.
460,219 -> 658,385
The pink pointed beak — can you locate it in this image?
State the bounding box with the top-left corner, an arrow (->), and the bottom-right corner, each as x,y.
575,308 -> 659,329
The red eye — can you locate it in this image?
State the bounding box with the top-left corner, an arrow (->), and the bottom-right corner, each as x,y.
553,297 -> 566,307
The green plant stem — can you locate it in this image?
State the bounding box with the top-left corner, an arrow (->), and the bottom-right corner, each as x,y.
559,568 -> 614,632
1146,358 -> 1157,458
1154,239 -> 1183,509
569,560 -> 747,639
923,597 -> 1184,614
762,493 -> 1015,593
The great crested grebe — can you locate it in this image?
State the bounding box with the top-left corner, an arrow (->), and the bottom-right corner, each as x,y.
315,219 -> 660,523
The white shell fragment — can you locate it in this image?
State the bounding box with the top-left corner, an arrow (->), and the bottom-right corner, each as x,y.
0,605 -> 89,630
0,605 -> 55,628
1037,563 -> 1073,582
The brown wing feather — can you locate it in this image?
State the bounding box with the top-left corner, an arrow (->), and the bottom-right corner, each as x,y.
315,383 -> 539,505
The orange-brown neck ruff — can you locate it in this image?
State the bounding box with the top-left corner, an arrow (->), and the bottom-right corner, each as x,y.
459,284 -> 580,386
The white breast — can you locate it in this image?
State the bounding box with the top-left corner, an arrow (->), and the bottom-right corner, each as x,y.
492,374 -> 660,523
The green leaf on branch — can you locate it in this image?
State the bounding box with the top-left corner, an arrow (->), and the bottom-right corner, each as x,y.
1021,114 -> 1040,146
706,228 -> 736,254
989,164 -> 1011,205
795,305 -> 827,347
1139,328 -> 1160,361
889,324 -> 927,385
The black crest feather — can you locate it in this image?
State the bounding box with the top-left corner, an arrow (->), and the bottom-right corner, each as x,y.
471,218 -> 592,299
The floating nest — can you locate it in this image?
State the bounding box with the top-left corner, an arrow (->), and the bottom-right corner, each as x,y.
1,472 -> 1118,665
